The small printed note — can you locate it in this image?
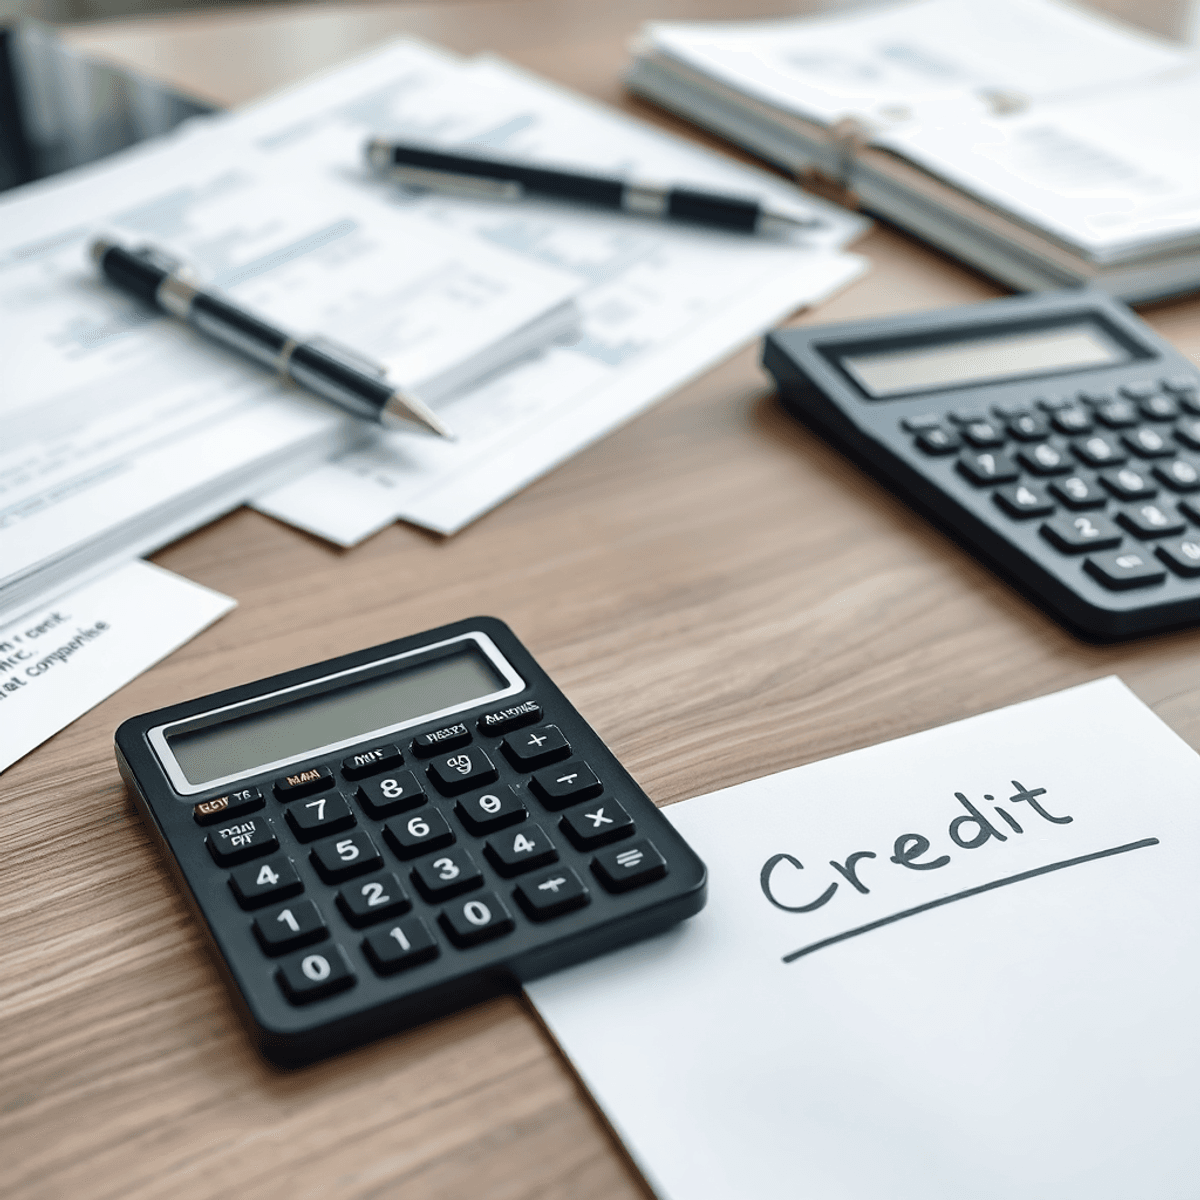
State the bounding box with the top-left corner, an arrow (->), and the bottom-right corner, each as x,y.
0,561 -> 235,773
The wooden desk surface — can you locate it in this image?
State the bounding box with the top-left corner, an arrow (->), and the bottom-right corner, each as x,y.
7,4 -> 1200,1196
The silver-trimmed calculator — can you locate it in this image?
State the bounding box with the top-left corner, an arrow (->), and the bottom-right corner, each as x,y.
116,617 -> 706,1065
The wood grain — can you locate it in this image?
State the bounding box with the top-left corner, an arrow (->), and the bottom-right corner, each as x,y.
7,3 -> 1200,1197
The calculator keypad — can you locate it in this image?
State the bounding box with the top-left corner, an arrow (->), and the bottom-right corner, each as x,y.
908,379 -> 1200,595
180,694 -> 680,1015
120,620 -> 706,1065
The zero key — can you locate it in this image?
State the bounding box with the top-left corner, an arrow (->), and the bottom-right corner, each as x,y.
1084,549 -> 1167,590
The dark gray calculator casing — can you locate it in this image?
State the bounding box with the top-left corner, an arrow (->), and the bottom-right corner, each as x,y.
763,290 -> 1200,641
116,617 -> 706,1066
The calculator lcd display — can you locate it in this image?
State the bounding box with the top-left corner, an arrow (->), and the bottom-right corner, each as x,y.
166,647 -> 505,786
840,323 -> 1129,397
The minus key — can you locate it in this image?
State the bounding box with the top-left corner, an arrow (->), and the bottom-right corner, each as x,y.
530,759 -> 603,809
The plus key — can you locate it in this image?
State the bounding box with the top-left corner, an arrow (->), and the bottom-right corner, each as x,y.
501,724 -> 571,770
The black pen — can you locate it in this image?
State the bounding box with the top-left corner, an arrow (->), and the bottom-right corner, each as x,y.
90,238 -> 453,438
366,138 -> 823,237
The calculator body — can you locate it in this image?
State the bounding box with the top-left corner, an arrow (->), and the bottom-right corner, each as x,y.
116,617 -> 706,1065
763,290 -> 1200,640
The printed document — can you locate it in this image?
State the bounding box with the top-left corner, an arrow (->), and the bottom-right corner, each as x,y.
0,41 -> 581,613
0,561 -> 234,774
243,48 -> 868,540
528,678 -> 1200,1200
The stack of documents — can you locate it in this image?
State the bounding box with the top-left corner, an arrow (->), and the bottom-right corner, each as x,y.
628,0 -> 1200,300
1,35 -> 868,771
2,38 -> 868,609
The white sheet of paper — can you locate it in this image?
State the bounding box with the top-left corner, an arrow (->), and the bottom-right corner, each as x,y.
250,51 -> 869,540
0,560 -> 235,773
643,0 -> 1190,130
527,678 -> 1200,1200
882,67 -> 1200,261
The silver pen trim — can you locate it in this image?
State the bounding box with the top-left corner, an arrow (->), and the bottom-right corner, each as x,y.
156,274 -> 199,319
621,182 -> 669,218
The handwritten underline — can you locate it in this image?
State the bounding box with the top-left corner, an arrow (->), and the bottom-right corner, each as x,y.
781,837 -> 1160,964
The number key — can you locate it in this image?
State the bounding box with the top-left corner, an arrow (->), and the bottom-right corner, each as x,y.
1176,417 -> 1200,450
957,451 -> 1017,486
439,891 -> 515,948
1116,503 -> 1186,539
228,854 -> 303,909
363,917 -> 439,975
253,899 -> 327,955
426,748 -> 499,796
1153,459 -> 1200,492
383,807 -> 455,858
994,483 -> 1054,519
1040,513 -> 1122,554
914,426 -> 959,454
337,871 -> 411,927
1157,536 -> 1200,577
456,788 -> 527,834
285,791 -> 356,842
1049,474 -> 1106,510
1099,466 -> 1156,501
1052,407 -> 1093,435
1007,413 -> 1048,441
310,830 -> 382,882
485,822 -> 559,876
1073,434 -> 1128,468
1124,427 -> 1173,457
412,848 -> 483,901
276,946 -> 355,1004
357,770 -> 426,817
1084,549 -> 1167,590
960,420 -> 1005,447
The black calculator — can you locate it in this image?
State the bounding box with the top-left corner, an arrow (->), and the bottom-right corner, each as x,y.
763,289 -> 1200,640
115,617 -> 706,1065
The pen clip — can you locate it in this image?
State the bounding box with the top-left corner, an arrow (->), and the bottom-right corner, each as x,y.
386,164 -> 523,202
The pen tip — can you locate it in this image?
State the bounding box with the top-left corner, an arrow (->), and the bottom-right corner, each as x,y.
758,211 -> 826,237
381,389 -> 455,439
